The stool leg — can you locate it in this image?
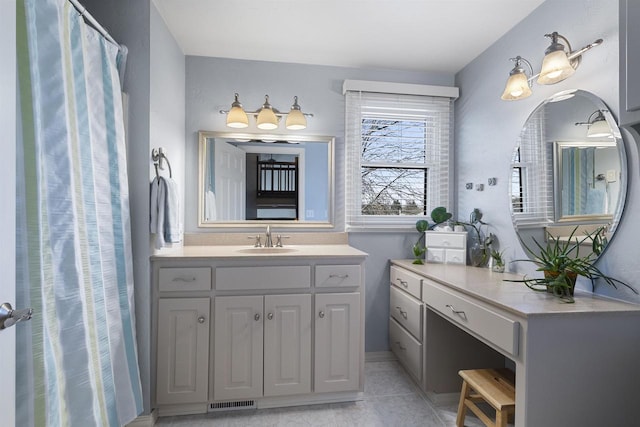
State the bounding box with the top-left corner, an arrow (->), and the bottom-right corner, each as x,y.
496,408 -> 507,427
456,380 -> 470,427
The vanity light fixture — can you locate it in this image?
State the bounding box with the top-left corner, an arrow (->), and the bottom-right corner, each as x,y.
221,93 -> 313,130
501,56 -> 533,101
574,110 -> 612,138
501,32 -> 603,100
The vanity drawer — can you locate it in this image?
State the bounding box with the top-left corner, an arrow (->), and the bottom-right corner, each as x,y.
424,232 -> 466,249
426,248 -> 445,263
445,249 -> 466,264
159,267 -> 212,292
389,317 -> 422,381
216,266 -> 311,290
389,286 -> 423,340
315,265 -> 361,288
422,278 -> 519,356
390,266 -> 422,299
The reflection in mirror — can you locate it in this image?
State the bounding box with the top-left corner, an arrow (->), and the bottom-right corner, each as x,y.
510,90 -> 627,261
198,131 -> 334,227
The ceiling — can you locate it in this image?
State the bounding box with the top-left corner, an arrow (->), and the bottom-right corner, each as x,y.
153,0 -> 545,74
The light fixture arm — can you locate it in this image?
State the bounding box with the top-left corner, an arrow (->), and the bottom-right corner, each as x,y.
574,109 -> 607,127
510,56 -> 533,84
220,95 -> 314,118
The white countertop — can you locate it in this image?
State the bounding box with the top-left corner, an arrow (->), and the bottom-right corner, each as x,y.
152,244 -> 368,260
391,260 -> 640,317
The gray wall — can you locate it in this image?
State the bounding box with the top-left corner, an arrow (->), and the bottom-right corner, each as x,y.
455,0 -> 640,302
185,57 -> 454,351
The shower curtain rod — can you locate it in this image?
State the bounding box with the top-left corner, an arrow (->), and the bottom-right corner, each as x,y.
68,0 -> 120,48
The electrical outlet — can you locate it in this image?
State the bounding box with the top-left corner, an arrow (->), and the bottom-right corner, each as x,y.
606,169 -> 617,183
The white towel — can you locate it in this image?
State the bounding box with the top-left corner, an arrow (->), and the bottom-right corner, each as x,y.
150,176 -> 181,248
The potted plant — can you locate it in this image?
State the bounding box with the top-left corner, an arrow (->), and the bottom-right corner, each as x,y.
412,207 -> 452,264
456,208 -> 495,267
490,249 -> 506,273
507,226 -> 636,302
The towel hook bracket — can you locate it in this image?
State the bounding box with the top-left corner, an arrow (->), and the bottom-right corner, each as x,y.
151,147 -> 172,179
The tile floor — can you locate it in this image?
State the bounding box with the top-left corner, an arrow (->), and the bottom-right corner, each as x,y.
156,359 -> 489,427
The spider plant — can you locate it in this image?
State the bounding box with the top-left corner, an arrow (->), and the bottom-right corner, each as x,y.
506,226 -> 636,303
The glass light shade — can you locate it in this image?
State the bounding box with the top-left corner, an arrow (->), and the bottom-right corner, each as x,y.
285,109 -> 307,130
587,119 -> 611,138
537,50 -> 575,84
226,105 -> 249,128
501,72 -> 532,100
256,107 -> 278,130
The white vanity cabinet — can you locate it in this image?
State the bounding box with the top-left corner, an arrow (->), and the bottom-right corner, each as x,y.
156,298 -> 210,405
214,294 -> 312,400
151,244 -> 366,417
314,292 -> 360,393
390,260 -> 640,427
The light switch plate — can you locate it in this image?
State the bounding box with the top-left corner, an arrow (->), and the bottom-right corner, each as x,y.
606,169 -> 617,183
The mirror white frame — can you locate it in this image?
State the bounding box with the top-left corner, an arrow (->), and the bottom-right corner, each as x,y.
198,131 -> 335,228
510,90 -> 627,260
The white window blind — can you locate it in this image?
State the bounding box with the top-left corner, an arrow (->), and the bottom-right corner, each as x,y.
511,107 -> 554,226
345,90 -> 453,229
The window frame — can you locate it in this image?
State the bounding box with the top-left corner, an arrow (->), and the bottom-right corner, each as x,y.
344,87 -> 456,231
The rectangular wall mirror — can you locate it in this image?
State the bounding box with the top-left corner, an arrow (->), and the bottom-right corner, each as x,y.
198,131 -> 335,228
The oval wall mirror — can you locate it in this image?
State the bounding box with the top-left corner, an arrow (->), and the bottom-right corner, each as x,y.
510,89 -> 627,260
198,131 -> 335,228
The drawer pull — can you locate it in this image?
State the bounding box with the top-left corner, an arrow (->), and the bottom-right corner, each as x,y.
395,341 -> 407,351
445,304 -> 467,320
319,311 -> 325,318
396,278 -> 408,288
267,312 -> 274,320
197,316 -> 206,324
254,313 -> 261,321
395,306 -> 408,319
329,274 -> 349,279
172,276 -> 196,283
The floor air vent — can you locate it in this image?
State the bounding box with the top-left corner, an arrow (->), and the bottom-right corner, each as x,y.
209,400 -> 256,412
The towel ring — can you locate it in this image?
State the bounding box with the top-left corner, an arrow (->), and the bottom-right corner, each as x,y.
151,148 -> 172,179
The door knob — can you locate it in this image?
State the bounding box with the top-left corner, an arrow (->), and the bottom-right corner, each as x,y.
0,302 -> 33,330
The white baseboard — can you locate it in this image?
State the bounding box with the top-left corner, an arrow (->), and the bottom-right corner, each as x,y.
125,409 -> 158,427
365,351 -> 396,362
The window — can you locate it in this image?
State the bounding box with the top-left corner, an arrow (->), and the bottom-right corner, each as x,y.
345,89 -> 454,229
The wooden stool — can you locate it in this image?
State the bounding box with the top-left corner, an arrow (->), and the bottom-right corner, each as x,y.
456,368 -> 515,427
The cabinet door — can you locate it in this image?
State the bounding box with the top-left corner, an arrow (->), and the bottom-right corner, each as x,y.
156,298 -> 210,405
214,296 -> 264,400
264,294 -> 312,396
314,293 -> 361,393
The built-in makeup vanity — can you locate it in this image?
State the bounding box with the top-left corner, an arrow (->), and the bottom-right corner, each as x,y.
390,260 -> 640,427
150,233 -> 366,417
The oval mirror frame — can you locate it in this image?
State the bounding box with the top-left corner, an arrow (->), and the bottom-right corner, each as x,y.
510,90 -> 627,261
198,131 -> 335,228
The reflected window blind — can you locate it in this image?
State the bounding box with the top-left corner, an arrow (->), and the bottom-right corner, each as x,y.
345,91 -> 453,229
511,108 -> 554,226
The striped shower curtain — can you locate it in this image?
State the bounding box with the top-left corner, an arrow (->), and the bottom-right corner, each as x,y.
16,0 -> 143,425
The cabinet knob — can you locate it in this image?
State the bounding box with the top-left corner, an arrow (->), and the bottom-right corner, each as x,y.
267,313 -> 274,320
254,313 -> 261,321
318,311 -> 325,318
395,306 -> 408,319
197,316 -> 206,324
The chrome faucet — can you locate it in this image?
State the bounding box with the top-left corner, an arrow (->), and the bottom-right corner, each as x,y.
265,225 -> 273,248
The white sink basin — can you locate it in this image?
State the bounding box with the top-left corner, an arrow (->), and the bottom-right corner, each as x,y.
235,247 -> 299,254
